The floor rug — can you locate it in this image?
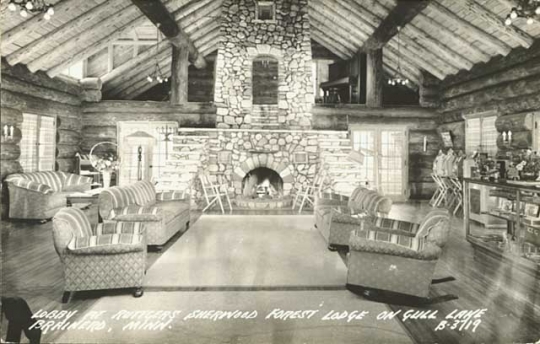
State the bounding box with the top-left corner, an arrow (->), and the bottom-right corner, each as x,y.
144,215 -> 348,288
54,290 -> 412,344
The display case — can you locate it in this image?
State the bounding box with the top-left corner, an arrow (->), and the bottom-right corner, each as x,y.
463,178 -> 540,269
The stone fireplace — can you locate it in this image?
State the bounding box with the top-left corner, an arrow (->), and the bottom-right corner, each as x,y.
242,167 -> 284,198
214,0 -> 313,130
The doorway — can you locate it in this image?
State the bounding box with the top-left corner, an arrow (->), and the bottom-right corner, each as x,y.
350,125 -> 409,201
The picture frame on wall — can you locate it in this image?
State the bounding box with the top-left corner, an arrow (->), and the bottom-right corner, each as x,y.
498,198 -> 514,213
440,131 -> 454,148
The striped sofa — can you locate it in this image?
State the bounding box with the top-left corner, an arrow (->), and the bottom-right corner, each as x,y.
347,208 -> 450,298
98,181 -> 190,247
315,187 -> 393,250
5,171 -> 93,220
52,207 -> 146,302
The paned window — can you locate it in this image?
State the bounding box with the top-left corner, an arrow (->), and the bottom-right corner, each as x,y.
19,114 -> 56,172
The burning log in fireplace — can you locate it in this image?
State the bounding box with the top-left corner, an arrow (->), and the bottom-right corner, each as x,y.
242,167 -> 283,199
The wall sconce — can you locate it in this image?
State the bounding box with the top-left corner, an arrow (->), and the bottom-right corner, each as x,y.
158,125 -> 175,142
3,125 -> 14,140
502,130 -> 513,144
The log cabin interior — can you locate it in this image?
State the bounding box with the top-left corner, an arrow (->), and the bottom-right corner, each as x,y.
1,0 -> 539,343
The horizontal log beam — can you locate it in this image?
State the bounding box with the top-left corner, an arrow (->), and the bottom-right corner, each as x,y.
1,75 -> 81,106
443,58 -> 540,100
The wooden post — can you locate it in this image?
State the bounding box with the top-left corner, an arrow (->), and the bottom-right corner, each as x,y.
170,45 -> 189,105
366,49 -> 383,107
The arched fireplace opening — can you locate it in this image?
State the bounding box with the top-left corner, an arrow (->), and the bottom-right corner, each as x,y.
242,167 -> 283,199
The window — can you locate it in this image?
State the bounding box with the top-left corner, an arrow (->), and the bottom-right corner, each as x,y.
117,121 -> 178,185
351,126 -> 409,201
61,60 -> 85,79
19,114 -> 56,172
256,2 -> 275,21
464,111 -> 498,156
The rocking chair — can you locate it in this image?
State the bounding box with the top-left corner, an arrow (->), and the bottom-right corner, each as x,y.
199,173 -> 232,214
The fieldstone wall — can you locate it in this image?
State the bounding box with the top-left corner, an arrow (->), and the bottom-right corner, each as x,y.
214,0 -> 314,130
167,128 -> 364,207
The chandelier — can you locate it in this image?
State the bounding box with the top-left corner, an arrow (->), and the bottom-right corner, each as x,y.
388,26 -> 409,86
505,0 -> 540,25
7,0 -> 55,20
147,24 -> 168,84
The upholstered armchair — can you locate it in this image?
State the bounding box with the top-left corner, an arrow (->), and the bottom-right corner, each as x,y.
316,187 -> 393,250
5,171 -> 92,220
52,208 -> 147,303
347,208 -> 451,300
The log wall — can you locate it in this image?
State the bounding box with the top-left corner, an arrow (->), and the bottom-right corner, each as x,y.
438,41 -> 540,157
312,105 -> 440,199
0,60 -> 83,218
80,101 -> 217,152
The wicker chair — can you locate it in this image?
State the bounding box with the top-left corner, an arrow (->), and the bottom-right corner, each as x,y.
346,208 -> 456,303
52,208 -> 147,303
315,187 -> 393,250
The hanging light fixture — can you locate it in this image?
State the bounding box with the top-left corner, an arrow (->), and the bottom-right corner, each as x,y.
388,26 -> 409,86
505,0 -> 540,26
7,0 -> 55,20
147,24 -> 169,84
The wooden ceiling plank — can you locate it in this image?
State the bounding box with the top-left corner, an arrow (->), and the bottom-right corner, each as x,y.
383,50 -> 423,80
190,21 -> 220,42
45,13 -> 150,78
345,0 -> 456,76
310,30 -> 352,60
5,0 -> 126,66
414,8 -> 491,62
309,2 -> 366,50
429,1 -> 512,55
130,0 -> 206,69
326,0 -> 379,37
1,0 -> 86,48
309,17 -> 358,54
454,0 -> 534,48
195,35 -> 223,56
385,44 -> 448,79
27,2 -> 145,74
362,0 -> 432,50
401,24 -> 474,70
193,28 -> 222,50
310,0 -> 369,43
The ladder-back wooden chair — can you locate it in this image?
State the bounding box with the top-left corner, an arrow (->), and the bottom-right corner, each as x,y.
199,173 -> 232,214
293,169 -> 330,213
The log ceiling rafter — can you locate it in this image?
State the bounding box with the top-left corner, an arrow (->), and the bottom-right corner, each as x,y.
130,0 -> 206,69
26,1 -> 144,73
428,1 -> 512,56
362,0 -> 432,51
105,25 -> 221,97
5,0 -> 126,66
101,0 -> 217,85
0,0 -> 86,48
453,0 -> 534,48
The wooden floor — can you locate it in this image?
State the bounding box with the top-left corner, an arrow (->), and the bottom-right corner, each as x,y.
1,203 -> 539,343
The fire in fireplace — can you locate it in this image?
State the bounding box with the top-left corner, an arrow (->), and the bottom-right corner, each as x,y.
242,167 -> 283,199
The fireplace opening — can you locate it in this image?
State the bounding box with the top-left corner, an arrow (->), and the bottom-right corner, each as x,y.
242,167 -> 283,199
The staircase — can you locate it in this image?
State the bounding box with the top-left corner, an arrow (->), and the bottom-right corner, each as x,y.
250,104 -> 281,129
